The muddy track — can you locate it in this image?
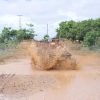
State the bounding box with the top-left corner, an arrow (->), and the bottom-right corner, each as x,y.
0,49 -> 100,100
0,74 -> 15,93
0,72 -> 74,100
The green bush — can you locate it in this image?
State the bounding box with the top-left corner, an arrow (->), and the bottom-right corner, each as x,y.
43,34 -> 50,41
56,18 -> 100,46
0,24 -> 36,44
83,31 -> 100,46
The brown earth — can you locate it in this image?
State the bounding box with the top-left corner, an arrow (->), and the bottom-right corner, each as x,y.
0,41 -> 100,100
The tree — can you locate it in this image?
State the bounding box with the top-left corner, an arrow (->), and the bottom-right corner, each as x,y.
56,18 -> 100,46
84,31 -> 100,46
43,34 -> 50,41
56,21 -> 77,41
0,24 -> 36,43
0,27 -> 14,43
26,24 -> 36,40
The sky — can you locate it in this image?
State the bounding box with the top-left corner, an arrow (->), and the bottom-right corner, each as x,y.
0,0 -> 100,39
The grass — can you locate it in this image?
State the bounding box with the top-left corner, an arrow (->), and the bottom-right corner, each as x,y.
0,41 -> 19,63
63,40 -> 100,56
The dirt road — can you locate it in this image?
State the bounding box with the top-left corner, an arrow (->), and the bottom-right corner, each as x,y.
0,53 -> 100,100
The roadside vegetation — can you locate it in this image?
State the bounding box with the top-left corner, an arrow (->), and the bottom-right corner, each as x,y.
56,18 -> 100,48
0,18 -> 100,56
0,24 -> 35,59
0,24 -> 35,47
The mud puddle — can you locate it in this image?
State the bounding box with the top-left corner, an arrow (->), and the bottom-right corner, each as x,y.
0,53 -> 100,100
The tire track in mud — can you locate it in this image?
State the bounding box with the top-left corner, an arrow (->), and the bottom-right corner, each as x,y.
0,74 -> 15,99
0,72 -> 75,100
0,74 -> 15,93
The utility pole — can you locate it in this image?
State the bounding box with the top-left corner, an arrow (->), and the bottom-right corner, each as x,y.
17,15 -> 23,30
47,24 -> 48,35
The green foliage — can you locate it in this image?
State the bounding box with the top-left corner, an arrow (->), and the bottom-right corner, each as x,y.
0,27 -> 14,43
56,21 -> 77,41
43,34 -> 50,41
95,37 -> 100,47
56,18 -> 100,46
0,24 -> 36,43
83,31 -> 100,46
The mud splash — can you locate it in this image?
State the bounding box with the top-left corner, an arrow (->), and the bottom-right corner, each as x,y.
27,41 -> 77,70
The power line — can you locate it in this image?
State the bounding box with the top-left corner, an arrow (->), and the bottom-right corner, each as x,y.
47,24 -> 48,35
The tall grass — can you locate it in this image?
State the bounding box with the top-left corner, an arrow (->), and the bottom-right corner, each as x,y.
0,40 -> 19,61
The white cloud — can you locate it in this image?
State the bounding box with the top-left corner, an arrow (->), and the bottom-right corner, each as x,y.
0,15 -> 32,28
0,0 -> 100,39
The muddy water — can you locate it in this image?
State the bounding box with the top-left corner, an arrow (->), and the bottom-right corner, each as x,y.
0,58 -> 33,75
0,54 -> 100,100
